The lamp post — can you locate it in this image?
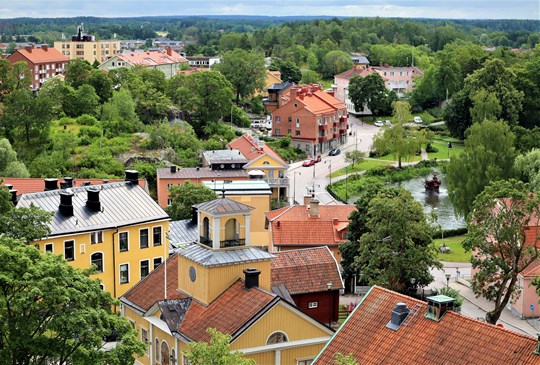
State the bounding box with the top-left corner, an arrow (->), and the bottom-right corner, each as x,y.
327,282 -> 333,326
410,277 -> 416,297
345,165 -> 349,202
293,171 -> 301,205
445,273 -> 451,289
325,160 -> 332,188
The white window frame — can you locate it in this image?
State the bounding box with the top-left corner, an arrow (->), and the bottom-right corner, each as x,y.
119,263 -> 129,284
44,243 -> 54,254
153,226 -> 162,246
140,228 -> 149,249
90,230 -> 104,244
141,328 -> 149,355
297,358 -> 315,365
140,259 -> 150,280
119,231 -> 129,252
64,240 -> 75,261
90,251 -> 105,273
308,301 -> 318,309
153,257 -> 163,270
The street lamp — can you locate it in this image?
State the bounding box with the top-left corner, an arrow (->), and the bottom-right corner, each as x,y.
345,165 -> 349,202
293,171 -> 301,205
410,277 -> 416,297
327,282 -> 333,326
445,273 -> 451,289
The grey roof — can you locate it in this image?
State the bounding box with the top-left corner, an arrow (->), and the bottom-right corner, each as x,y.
17,182 -> 169,236
193,197 -> 254,215
268,82 -> 292,91
176,244 -> 274,267
202,180 -> 271,196
158,298 -> 191,333
169,219 -> 198,246
271,284 -> 295,305
352,55 -> 370,64
157,167 -> 248,179
202,149 -> 248,165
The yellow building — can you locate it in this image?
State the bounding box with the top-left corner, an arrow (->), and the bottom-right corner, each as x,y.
54,25 -> 120,64
121,197 -> 333,365
16,171 -> 170,298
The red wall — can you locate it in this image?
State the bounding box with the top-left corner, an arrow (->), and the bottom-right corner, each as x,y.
292,290 -> 339,324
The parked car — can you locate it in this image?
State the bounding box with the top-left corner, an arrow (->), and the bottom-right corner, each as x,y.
329,148 -> 341,156
314,155 -> 322,162
375,120 -> 384,127
413,116 -> 423,124
302,159 -> 316,167
385,120 -> 392,127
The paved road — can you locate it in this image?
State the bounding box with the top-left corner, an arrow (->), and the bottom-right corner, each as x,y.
287,116 -> 380,205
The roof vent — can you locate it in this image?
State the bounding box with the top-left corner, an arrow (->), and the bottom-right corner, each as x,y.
64,177 -> 74,188
125,170 -> 139,185
86,187 -> 101,212
4,183 -> 13,190
60,182 -> 69,189
83,181 -> 91,186
243,268 -> 261,290
386,302 -> 410,331
425,295 -> 455,322
102,179 -> 110,184
170,165 -> 177,173
44,178 -> 58,191
59,190 -> 74,217
9,189 -> 17,205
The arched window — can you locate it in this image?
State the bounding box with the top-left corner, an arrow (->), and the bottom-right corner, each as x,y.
161,341 -> 170,365
266,331 -> 288,345
202,217 -> 210,243
171,349 -> 176,364
224,218 -> 238,242
155,338 -> 160,362
90,252 -> 103,272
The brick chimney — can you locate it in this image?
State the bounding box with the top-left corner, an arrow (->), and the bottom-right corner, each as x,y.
309,197 -> 320,217
303,195 -> 312,206
41,45 -> 48,51
290,87 -> 298,100
166,46 -> 173,56
25,45 -> 34,53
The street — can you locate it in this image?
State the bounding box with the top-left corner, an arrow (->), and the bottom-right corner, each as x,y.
287,115 -> 380,204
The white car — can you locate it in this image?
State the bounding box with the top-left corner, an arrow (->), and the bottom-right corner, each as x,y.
374,120 -> 384,127
413,116 -> 423,124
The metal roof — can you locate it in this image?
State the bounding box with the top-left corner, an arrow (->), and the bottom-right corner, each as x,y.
176,244 -> 274,267
157,167 -> 248,179
169,219 -> 198,246
202,149 -> 248,165
202,180 -> 271,196
16,182 -> 169,236
193,197 -> 254,215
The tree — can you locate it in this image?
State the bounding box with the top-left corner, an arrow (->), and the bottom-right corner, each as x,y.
515,149 -> 540,192
0,236 -> 146,364
446,120 -> 516,217
469,88 -> 502,123
217,49 -> 266,105
348,73 -> 394,116
321,50 -> 352,79
353,188 -> 441,292
66,84 -> 99,117
0,138 -> 29,178
344,150 -> 365,167
0,204 -> 53,243
464,179 -> 540,324
166,182 -> 218,220
186,328 -> 255,365
64,59 -> 92,88
269,59 -> 302,83
87,69 -> 113,102
335,353 -> 359,365
0,184 -> 12,215
300,69 -> 320,84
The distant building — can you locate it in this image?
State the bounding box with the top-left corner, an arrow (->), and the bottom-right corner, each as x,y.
6,44 -> 68,90
152,37 -> 184,53
263,81 -> 293,114
185,55 -> 220,68
119,39 -> 145,51
54,24 -> 120,64
99,48 -> 188,78
201,149 -> 248,170
351,55 -> 370,66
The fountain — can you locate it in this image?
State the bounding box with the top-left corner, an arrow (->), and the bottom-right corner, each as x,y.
424,173 -> 441,193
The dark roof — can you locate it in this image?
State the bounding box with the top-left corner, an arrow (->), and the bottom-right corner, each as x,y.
157,167 -> 248,179
16,182 -> 168,236
271,284 -> 295,304
314,286 -> 540,365
169,219 -> 198,246
193,197 -> 254,215
202,149 -> 248,165
177,244 -> 274,267
267,82 -> 293,91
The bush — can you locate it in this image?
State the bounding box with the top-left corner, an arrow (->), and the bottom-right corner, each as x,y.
427,123 -> 447,132
432,227 -> 467,239
425,143 -> 438,153
78,126 -> 102,140
77,114 -> 97,126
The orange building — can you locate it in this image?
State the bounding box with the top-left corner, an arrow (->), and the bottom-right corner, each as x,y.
271,84 -> 348,157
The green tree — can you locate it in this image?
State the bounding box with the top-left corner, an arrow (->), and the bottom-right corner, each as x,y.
87,68 -> 113,102
321,50 -> 352,79
354,188 -> 441,292
186,328 -> 254,365
166,182 -> 218,220
269,59 -> 302,83
446,120 -> 516,217
217,49 -> 266,105
0,236 -> 146,364
0,184 -> 13,215
515,149 -> 540,192
469,89 -> 502,123
66,84 -> 99,117
300,69 -> 320,84
0,138 -> 29,178
100,89 -> 141,133
64,58 -> 93,88
344,150 -> 365,167
464,179 -> 540,324
348,73 -> 394,116
0,204 -> 53,243
335,353 -> 359,365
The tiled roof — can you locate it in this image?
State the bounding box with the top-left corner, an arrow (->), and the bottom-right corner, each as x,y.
157,167 -> 248,179
334,66 -> 387,81
271,247 -> 344,295
521,259 -> 540,277
177,244 -> 274,267
227,134 -> 287,165
2,177 -> 147,196
122,253 -> 185,312
193,197 -> 254,215
117,49 -> 188,66
314,286 -> 540,365
268,204 -> 356,246
16,182 -> 168,236
9,46 -> 68,64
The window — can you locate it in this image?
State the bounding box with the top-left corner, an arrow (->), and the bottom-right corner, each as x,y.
287,129 -> 292,135
155,338 -> 160,362
153,257 -> 163,270
275,116 -> 280,124
390,71 -> 394,76
296,118 -> 300,128
140,260 -> 150,279
153,227 -> 162,246
288,117 -> 292,123
295,131 -> 301,136
275,128 -> 280,135
167,198 -> 172,206
45,243 -> 53,254
267,332 -> 288,345
183,355 -> 191,365
129,320 -> 136,329
400,71 -> 403,76
308,301 -> 318,309
141,328 -> 149,354
99,284 -> 104,290
120,264 -> 129,284
91,252 -> 104,272
90,231 -> 103,244
297,359 -> 314,365
64,240 -> 75,261
119,232 -> 129,252
140,229 -> 149,248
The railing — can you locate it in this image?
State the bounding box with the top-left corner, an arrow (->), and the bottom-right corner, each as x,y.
264,178 -> 290,186
221,238 -> 245,248
319,123 -> 328,130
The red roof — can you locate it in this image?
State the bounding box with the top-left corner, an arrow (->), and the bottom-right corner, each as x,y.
521,259 -> 540,277
228,134 -> 287,165
314,286 -> 539,365
334,66 -> 389,81
285,85 -> 346,115
271,247 -> 344,295
267,204 -> 355,246
2,177 -> 147,196
117,49 -> 188,66
9,46 -> 68,64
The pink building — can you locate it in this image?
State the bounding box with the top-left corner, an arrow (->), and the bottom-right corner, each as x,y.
511,259 -> 540,318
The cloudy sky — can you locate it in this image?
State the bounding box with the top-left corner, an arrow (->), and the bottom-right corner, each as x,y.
1,0 -> 538,20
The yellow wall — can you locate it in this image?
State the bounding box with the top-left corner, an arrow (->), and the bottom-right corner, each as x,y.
54,39 -> 120,63
177,253 -> 272,306
228,194 -> 270,247
37,220 -> 169,298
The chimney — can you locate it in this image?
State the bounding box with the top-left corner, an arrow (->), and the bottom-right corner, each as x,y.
425,295 -> 455,322
333,218 -> 339,225
83,181 -> 91,186
59,190 -> 74,217
44,178 -> 58,191
64,177 -> 74,188
86,187 -> 101,212
4,183 -> 13,190
386,302 -> 410,330
41,45 -> 48,51
102,179 -> 110,184
9,189 -> 17,205
290,87 -> 298,100
243,268 -> 261,289
125,170 -> 139,185
309,198 -> 320,217
170,165 -> 177,173
303,195 -> 312,206
60,182 -> 68,189
166,46 -> 173,56
25,45 -> 33,53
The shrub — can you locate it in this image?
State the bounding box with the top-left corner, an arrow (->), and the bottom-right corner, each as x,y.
77,114 -> 97,126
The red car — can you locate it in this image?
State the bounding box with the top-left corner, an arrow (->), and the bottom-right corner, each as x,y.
302,159 -> 316,167
314,155 -> 322,163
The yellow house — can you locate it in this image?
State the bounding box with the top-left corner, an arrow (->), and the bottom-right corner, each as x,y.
54,25 -> 120,64
202,180 -> 271,248
228,134 -> 290,201
16,171 -> 170,299
121,197 -> 333,365
255,69 -> 283,97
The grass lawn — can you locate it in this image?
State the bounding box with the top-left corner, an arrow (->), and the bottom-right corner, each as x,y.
331,159 -> 393,177
371,153 -> 422,163
432,235 -> 470,263
427,139 -> 464,160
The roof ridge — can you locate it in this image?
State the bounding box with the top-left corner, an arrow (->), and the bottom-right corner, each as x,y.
123,253 -> 177,301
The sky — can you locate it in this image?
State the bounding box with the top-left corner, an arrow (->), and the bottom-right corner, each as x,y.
0,0 -> 538,20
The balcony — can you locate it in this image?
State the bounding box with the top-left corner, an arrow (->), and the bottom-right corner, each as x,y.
339,115 -> 348,123
200,236 -> 246,248
319,135 -> 329,142
264,177 -> 290,186
319,123 -> 328,130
